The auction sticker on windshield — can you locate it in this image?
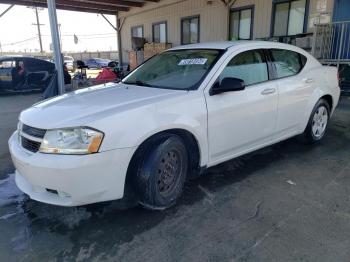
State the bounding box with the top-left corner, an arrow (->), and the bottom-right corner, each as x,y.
178,58 -> 208,66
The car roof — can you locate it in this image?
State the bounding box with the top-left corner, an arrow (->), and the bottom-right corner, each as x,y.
168,40 -> 306,52
0,56 -> 45,61
169,41 -> 250,50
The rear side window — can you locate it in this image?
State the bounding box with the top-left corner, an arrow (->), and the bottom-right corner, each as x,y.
0,60 -> 14,69
219,50 -> 268,86
270,49 -> 306,78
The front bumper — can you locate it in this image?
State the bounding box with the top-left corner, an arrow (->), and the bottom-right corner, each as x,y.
9,132 -> 135,206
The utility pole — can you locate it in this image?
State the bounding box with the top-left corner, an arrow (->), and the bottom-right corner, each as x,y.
31,7 -> 44,53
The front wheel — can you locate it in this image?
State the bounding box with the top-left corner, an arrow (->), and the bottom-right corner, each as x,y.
134,135 -> 188,210
303,99 -> 330,143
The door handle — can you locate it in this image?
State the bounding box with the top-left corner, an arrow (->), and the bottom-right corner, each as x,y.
303,78 -> 314,84
261,88 -> 276,95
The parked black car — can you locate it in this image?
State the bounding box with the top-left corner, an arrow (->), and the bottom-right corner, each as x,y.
0,56 -> 55,94
339,64 -> 350,94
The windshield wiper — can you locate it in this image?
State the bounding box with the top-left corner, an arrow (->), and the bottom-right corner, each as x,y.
124,80 -> 153,87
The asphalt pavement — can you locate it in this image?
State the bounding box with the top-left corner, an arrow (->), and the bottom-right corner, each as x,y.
0,93 -> 350,262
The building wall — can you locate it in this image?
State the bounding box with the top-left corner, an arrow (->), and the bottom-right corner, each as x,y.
119,0 -> 334,64
119,0 -> 228,63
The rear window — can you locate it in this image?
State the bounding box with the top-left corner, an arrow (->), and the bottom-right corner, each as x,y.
270,49 -> 307,79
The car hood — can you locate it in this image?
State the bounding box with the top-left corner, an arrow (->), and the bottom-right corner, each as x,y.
20,83 -> 186,129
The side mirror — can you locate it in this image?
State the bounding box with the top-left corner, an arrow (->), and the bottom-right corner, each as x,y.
210,77 -> 245,96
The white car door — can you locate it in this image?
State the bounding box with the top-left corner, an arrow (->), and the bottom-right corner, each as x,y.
205,49 -> 278,165
269,49 -> 312,140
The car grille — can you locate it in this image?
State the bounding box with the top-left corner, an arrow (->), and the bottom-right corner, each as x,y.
19,123 -> 46,153
21,136 -> 41,153
22,124 -> 46,139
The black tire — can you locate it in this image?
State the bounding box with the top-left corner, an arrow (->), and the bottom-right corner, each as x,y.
303,99 -> 330,143
133,135 -> 188,210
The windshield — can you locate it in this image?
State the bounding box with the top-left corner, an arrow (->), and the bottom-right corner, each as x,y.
122,49 -> 223,90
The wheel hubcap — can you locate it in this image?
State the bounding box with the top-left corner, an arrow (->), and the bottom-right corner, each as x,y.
157,149 -> 181,194
312,106 -> 328,138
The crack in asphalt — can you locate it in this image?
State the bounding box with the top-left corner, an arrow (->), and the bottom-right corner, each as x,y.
233,205 -> 304,261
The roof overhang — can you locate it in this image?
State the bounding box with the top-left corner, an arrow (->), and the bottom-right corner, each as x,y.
0,0 -> 160,15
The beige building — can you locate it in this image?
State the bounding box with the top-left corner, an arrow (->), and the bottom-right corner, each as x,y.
118,0 -> 335,64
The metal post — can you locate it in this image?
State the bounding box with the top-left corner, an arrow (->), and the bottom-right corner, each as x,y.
116,13 -> 123,68
0,4 -> 14,18
101,12 -> 122,67
337,23 -> 345,68
47,0 -> 65,94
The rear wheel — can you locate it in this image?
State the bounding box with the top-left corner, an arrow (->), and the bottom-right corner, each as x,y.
303,99 -> 330,143
133,135 -> 188,210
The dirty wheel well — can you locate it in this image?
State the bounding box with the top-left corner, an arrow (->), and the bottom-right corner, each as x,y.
124,129 -> 201,200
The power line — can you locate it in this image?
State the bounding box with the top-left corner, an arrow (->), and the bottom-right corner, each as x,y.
1,36 -> 38,46
42,32 -> 116,37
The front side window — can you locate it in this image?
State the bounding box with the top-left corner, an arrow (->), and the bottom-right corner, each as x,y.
273,0 -> 306,36
123,49 -> 222,90
230,7 -> 254,40
270,49 -> 306,78
131,25 -> 144,38
153,22 -> 167,43
181,16 -> 200,45
219,50 -> 268,86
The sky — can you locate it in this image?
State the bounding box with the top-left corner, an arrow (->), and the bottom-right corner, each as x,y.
0,4 -> 118,53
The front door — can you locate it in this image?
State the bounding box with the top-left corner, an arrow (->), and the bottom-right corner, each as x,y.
205,49 -> 278,164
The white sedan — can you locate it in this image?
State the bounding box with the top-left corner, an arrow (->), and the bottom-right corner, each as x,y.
9,41 -> 340,209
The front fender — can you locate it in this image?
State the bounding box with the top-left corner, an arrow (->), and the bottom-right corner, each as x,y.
90,93 -> 209,166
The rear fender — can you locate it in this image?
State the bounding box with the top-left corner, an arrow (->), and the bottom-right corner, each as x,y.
301,89 -> 331,132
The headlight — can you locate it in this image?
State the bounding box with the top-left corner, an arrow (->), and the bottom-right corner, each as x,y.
39,127 -> 104,155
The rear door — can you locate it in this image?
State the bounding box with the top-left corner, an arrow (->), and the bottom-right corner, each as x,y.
268,49 -> 311,140
205,49 -> 278,164
0,60 -> 15,91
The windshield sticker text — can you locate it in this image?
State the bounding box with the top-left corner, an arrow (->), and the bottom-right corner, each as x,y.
178,58 -> 208,66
